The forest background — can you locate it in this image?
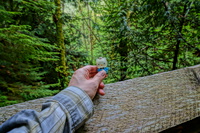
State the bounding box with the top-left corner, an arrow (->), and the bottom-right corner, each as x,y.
0,0 -> 199,107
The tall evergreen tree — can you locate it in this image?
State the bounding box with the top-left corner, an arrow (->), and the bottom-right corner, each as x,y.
0,0 -> 60,106
54,0 -> 68,87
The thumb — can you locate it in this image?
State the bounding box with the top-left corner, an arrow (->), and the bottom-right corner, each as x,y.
93,70 -> 106,83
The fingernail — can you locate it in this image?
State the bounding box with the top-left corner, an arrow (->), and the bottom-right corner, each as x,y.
100,70 -> 106,76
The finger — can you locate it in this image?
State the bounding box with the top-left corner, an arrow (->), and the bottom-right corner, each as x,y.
76,65 -> 97,79
98,82 -> 105,95
99,82 -> 105,89
98,88 -> 105,96
92,70 -> 106,84
89,72 -> 98,78
82,65 -> 98,79
82,65 -> 98,73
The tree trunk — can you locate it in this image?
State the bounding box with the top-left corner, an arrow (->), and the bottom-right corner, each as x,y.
172,2 -> 188,70
87,3 -> 94,64
54,0 -> 67,87
172,39 -> 180,70
119,38 -> 128,81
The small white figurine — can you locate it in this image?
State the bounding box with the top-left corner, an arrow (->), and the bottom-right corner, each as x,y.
96,57 -> 109,73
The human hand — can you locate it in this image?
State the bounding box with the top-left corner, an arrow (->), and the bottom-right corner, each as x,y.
68,65 -> 107,99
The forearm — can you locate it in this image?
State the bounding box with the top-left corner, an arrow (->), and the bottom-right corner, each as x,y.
0,86 -> 94,133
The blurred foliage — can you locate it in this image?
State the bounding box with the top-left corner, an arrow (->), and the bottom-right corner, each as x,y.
0,0 -> 200,106
88,0 -> 200,81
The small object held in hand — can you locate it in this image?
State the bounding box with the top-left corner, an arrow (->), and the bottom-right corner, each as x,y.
96,57 -> 109,73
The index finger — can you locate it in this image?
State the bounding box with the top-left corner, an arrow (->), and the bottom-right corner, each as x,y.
82,65 -> 98,73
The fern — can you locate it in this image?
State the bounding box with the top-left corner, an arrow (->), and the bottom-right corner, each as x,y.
0,6 -> 60,105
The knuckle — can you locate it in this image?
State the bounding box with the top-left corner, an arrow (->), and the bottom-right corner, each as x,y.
75,68 -> 83,74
